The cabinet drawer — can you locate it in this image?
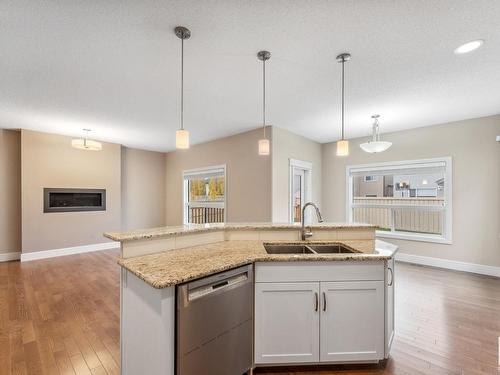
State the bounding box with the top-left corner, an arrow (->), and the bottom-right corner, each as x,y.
255,261 -> 384,283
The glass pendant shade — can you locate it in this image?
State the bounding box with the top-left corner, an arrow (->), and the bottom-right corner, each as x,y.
258,138 -> 270,155
176,129 -> 190,149
360,114 -> 392,153
359,140 -> 392,153
336,139 -> 349,156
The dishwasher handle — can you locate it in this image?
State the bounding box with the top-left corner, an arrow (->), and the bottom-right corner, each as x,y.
212,280 -> 229,290
184,265 -> 252,302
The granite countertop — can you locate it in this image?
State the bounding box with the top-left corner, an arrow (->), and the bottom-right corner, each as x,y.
104,222 -> 377,242
118,239 -> 398,289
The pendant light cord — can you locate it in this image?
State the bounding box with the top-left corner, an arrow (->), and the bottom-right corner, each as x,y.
341,58 -> 345,140
180,36 -> 184,131
263,57 -> 266,139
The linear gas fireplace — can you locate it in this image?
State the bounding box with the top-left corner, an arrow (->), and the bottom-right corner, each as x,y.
43,188 -> 106,213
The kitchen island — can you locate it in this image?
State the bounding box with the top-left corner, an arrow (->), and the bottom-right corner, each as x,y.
105,223 -> 398,375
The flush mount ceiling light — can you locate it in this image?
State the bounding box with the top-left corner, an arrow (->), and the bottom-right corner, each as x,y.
336,53 -> 351,156
360,115 -> 392,153
71,129 -> 102,151
454,39 -> 484,54
257,50 -> 271,156
175,26 -> 191,149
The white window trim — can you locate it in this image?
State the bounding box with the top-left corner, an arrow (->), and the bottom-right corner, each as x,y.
183,164 -> 227,225
346,157 -> 453,244
289,159 -> 313,223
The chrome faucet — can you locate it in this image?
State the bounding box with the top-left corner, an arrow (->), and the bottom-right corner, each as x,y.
301,202 -> 323,240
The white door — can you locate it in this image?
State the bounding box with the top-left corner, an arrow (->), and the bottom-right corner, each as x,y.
319,281 -> 385,362
291,168 -> 305,223
385,258 -> 395,357
289,159 -> 313,224
254,282 -> 320,364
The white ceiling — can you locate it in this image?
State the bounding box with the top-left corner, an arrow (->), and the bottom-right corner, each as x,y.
1,0 -> 499,152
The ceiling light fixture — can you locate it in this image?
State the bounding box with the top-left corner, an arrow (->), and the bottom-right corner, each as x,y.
257,50 -> 271,156
336,53 -> 351,156
454,39 -> 484,55
175,26 -> 191,149
360,115 -> 392,153
71,129 -> 102,151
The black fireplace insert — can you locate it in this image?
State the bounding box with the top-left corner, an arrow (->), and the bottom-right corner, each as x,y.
43,188 -> 106,213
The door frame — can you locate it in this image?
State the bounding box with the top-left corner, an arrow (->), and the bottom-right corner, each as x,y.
289,159 -> 313,223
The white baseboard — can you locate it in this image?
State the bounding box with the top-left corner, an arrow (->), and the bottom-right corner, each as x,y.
21,242 -> 120,262
0,252 -> 21,262
396,252 -> 500,278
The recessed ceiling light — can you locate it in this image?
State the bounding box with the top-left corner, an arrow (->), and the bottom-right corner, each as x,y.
454,39 -> 484,54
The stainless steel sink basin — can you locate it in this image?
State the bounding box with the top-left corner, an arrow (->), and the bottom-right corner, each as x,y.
307,244 -> 356,254
263,244 -> 315,254
263,243 -> 357,255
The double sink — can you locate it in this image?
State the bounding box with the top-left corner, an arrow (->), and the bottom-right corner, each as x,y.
264,242 -> 357,255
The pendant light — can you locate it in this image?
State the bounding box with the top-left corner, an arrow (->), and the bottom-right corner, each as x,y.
71,129 -> 102,151
336,53 -> 351,156
175,26 -> 191,149
257,50 -> 271,155
360,115 -> 392,153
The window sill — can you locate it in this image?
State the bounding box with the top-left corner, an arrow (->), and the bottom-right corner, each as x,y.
376,230 -> 452,245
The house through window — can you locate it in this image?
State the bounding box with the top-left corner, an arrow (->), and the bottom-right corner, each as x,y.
183,165 -> 226,224
346,158 -> 452,243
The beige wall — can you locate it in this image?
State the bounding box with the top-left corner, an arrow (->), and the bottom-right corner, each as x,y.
272,126 -> 322,223
0,130 -> 21,255
21,130 -> 122,253
322,115 -> 500,267
353,176 -> 385,197
121,147 -> 166,231
165,128 -> 272,225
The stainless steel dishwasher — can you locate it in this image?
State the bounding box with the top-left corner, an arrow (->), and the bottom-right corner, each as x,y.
176,264 -> 253,375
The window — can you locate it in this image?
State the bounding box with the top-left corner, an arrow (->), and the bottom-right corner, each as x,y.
183,165 -> 226,224
346,157 -> 452,244
289,159 -> 312,223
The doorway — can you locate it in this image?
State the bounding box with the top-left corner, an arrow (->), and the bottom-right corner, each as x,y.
289,159 -> 312,223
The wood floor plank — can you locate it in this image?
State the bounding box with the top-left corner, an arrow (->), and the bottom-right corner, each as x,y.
69,353 -> 92,375
89,366 -> 107,375
1,250 -> 500,375
53,350 -> 76,375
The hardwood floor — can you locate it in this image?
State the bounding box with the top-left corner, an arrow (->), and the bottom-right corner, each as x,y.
0,250 -> 120,375
1,250 -> 499,375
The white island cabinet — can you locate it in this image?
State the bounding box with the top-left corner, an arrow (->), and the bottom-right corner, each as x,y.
385,256 -> 395,356
320,281 -> 384,362
254,282 -> 320,363
254,260 -> 394,365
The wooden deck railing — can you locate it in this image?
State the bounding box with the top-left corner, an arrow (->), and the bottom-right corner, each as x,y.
294,205 -> 301,222
188,206 -> 225,224
352,197 -> 445,235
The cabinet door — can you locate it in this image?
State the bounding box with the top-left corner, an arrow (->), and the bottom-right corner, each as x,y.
320,281 -> 384,362
385,258 -> 395,358
255,282 -> 320,364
